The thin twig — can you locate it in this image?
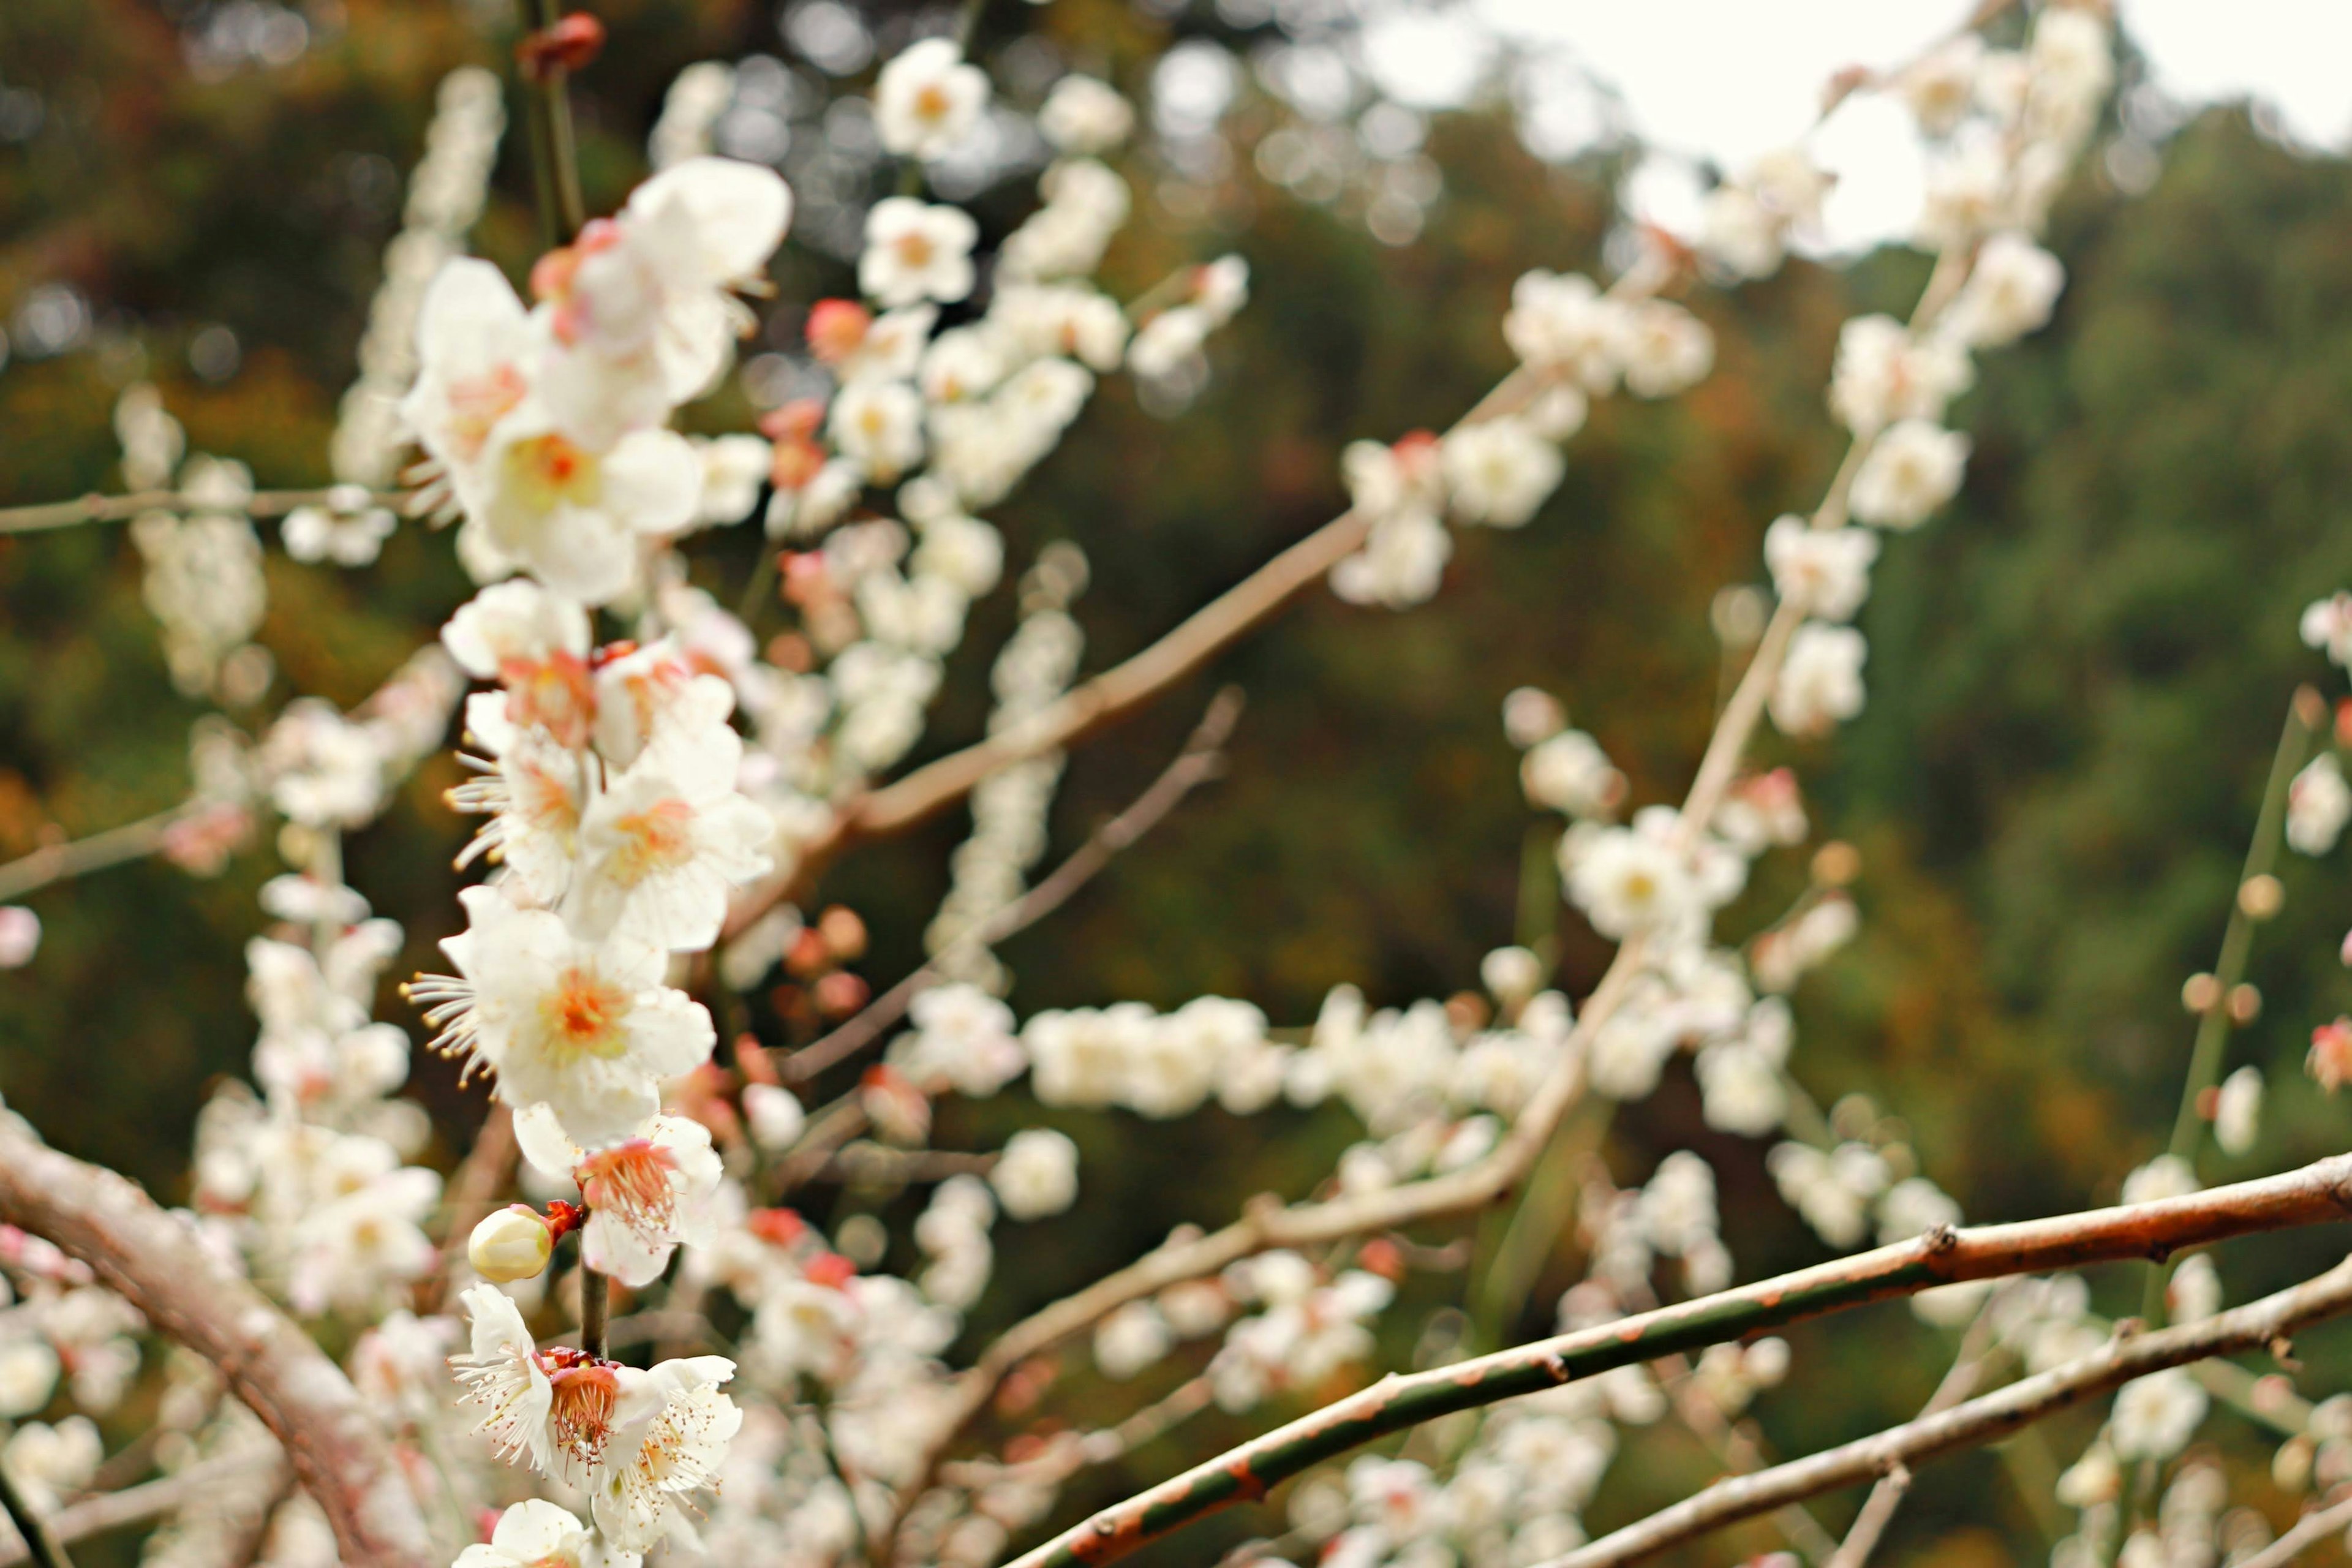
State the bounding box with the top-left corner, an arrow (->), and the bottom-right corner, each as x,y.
0,488 -> 406,536
785,687 -> 1245,1084
997,1155 -> 2352,1568
1826,1294 -> 2006,1568
0,805 -> 197,904
1543,1254 -> 2352,1568
581,1267 -> 609,1361
2233,1488 -> 2352,1568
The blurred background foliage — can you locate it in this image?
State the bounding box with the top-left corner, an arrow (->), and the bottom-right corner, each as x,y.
3,1 -> 2351,1563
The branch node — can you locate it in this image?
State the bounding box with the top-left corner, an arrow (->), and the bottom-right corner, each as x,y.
1921,1223 -> 1958,1256
2271,1335 -> 2301,1370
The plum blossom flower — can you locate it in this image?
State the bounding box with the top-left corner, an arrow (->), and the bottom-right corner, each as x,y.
414,886 -> 715,1142
532,159 -> 793,445
1948,233 -> 2065,347
1770,624 -> 1868,737
875,39 -> 989,161
1039,74 -> 1134,154
1502,271 -> 1623,390
1616,300 -> 1714,398
1764,517 -> 1877,622
2111,1368 -> 2207,1461
440,579 -> 591,681
2299,592 -> 2352,668
1441,417 -> 1563,527
574,728 -> 775,952
401,258 -> 537,489
456,1500 -> 640,1568
1849,419 -> 1970,529
990,1128 -> 1079,1220
461,413 -> 702,606
1562,806 -> 1744,943
590,1355 -> 744,1550
859,198 -> 979,308
1828,315 -> 1972,435
446,734 -> 585,903
514,1104 -> 722,1287
2287,753 -> 2351,855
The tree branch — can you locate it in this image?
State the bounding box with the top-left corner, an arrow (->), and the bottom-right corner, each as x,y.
0,1450 -> 282,1568
0,488 -> 406,537
998,1155 -> 2352,1568
1543,1254 -> 2352,1568
783,687 -> 1244,1084
2233,1488 -> 2352,1568
0,1120 -> 429,1568
1825,1294 -> 2004,1568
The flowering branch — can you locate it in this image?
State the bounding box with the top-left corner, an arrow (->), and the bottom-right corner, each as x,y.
998,1153 -> 2352,1568
2234,1488 -> 2352,1568
1545,1253 -> 2352,1568
783,686 -> 1243,1082
0,486 -> 405,536
0,1120 -> 429,1568
0,1450 -> 279,1568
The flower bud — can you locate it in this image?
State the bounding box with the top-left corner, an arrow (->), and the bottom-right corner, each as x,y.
469,1205 -> 554,1283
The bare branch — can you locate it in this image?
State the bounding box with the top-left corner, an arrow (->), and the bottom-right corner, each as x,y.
785,687 -> 1245,1084
1826,1294 -> 2005,1568
1544,1254 -> 2352,1568
0,1450 -> 284,1568
0,1120 -> 429,1568
2233,1488 -> 2352,1568
0,488 -> 407,536
0,805 -> 197,905
998,1155 -> 2352,1568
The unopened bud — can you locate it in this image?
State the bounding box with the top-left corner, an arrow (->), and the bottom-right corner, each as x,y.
2182,972 -> 2221,1014
744,1083 -> 807,1152
1811,841 -> 1861,888
2237,874 -> 2283,921
2227,983 -> 2261,1025
469,1205 -> 554,1283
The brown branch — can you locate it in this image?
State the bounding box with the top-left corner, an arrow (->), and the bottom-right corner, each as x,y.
1544,1254 -> 2352,1568
0,1450 -> 283,1568
0,488 -> 408,536
2234,1488 -> 2352,1568
785,687 -> 1245,1084
998,1155 -> 2352,1568
0,805 -> 198,904
0,1120 -> 429,1568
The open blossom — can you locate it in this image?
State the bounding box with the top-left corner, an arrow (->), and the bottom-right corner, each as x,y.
1330,511 -> 1451,609
417,886 -> 715,1141
1764,516 -> 1877,621
592,643 -> 737,771
1770,624 -> 1868,736
514,1104 -> 721,1287
2287,753 -> 2351,855
859,198 -> 979,308
1039,74 -> 1134,154
991,1128 -> 1079,1220
1615,300 -> 1714,398
462,412 -> 703,606
448,733 -> 585,903
1563,806 -> 1743,941
1502,270 -> 1622,390
440,579 -> 591,681
2299,591 -> 2352,668
2111,1368 -> 2207,1461
532,159 -> 792,447
1828,315 -> 1972,435
575,728 -> 775,952
875,38 -> 989,160
1948,233 -> 2065,347
1520,728 -> 1623,817
1897,33 -> 1985,135
1441,417 -> 1564,527
402,258 -> 536,487
827,376 -> 925,482
1849,419 -> 1969,529
590,1355 -> 744,1550
458,1501 -> 640,1568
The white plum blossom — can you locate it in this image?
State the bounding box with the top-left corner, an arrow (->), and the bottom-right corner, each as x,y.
2287,753 -> 2351,856
1828,315 -> 1972,435
1770,623 -> 1868,737
590,1355 -> 744,1550
874,39 -> 989,161
2299,592 -> 2352,668
1442,417 -> 1564,527
440,579 -> 591,681
2214,1066 -> 2263,1157
859,198 -> 979,308
1948,233 -> 2065,347
827,377 -> 926,483
415,885 -> 716,1142
514,1104 -> 723,1287
1849,418 -> 1970,529
1039,74 -> 1134,154
575,729 -> 775,952
1502,270 -> 1623,390
457,1501 -> 640,1568
1562,806 -> 1744,943
992,1128 -> 1080,1220
1764,516 -> 1877,622
2111,1368 -> 2207,1461
1615,300 -> 1714,398
1521,728 -> 1623,818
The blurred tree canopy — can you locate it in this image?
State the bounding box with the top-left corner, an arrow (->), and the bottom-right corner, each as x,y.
3,2 -> 2351,1562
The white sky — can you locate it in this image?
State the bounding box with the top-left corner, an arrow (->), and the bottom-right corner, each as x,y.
1363,0 -> 2352,252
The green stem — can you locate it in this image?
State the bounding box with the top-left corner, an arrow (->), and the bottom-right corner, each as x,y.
2142,690 -> 2320,1324
1000,1152 -> 2352,1568
523,0 -> 587,247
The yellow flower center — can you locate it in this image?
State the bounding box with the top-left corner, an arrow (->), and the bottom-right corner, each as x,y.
503,432 -> 603,513
537,967 -> 631,1064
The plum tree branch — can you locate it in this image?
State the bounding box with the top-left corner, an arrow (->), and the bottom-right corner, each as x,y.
1544,1253 -> 2352,1568
0,488 -> 406,536
2234,1488 -> 2352,1568
998,1155 -> 2352,1568
0,1120 -> 429,1568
